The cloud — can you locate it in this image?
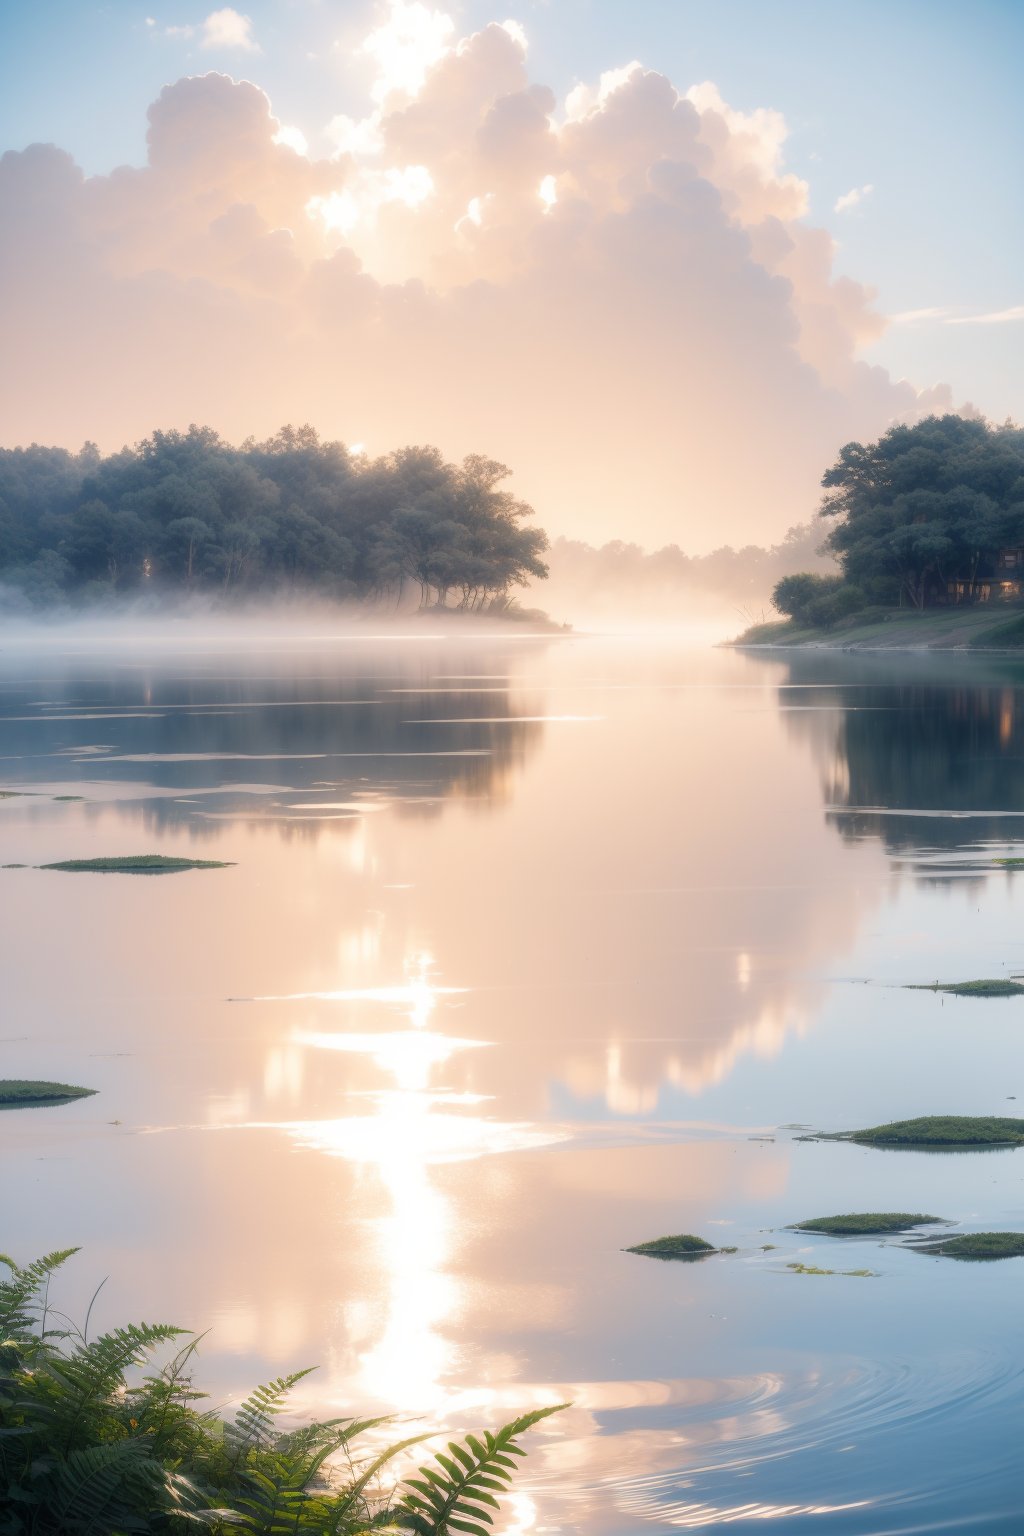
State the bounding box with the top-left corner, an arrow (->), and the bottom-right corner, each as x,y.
834,182 -> 873,213
888,304 -> 1024,327
361,2 -> 454,104
273,123 -> 309,157
889,306 -> 951,325
0,7 -> 956,549
201,8 -> 258,52
945,304 -> 1024,326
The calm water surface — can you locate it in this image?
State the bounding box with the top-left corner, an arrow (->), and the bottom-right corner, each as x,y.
2,631 -> 1024,1532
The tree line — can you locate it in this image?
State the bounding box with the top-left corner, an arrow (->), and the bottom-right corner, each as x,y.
0,425 -> 549,610
772,414 -> 1024,626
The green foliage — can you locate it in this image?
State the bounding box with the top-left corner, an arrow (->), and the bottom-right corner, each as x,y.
770,572 -> 867,630
913,1231 -> 1024,1260
771,572 -> 841,621
786,1263 -> 875,1277
818,414 -> 1024,610
792,1214 -> 941,1235
0,1081 -> 96,1108
911,978 -> 1024,997
0,427 -> 549,611
40,856 -> 234,874
624,1234 -> 716,1259
0,1249 -> 563,1536
399,1406 -> 566,1536
828,1116 -> 1024,1147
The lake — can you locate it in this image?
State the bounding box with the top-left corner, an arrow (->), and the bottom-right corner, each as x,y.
2,628 -> 1023,1533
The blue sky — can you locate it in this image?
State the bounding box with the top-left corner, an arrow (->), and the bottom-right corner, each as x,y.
1,0 -> 1021,428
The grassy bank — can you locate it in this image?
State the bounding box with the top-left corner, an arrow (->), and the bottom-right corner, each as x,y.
733,601 -> 1024,651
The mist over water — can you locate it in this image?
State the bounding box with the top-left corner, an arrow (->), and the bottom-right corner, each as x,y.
3,627 -> 1024,1532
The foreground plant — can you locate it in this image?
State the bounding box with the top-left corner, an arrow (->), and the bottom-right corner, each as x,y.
0,1248 -> 564,1535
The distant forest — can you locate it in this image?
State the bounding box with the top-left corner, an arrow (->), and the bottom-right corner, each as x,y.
0,425 -> 549,611
544,523 -> 832,623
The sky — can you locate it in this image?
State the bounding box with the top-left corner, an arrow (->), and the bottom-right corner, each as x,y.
0,0 -> 1021,550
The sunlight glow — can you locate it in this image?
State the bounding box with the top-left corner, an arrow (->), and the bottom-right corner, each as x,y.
362,1 -> 454,105
307,164 -> 434,238
295,1029 -> 486,1088
272,123 -> 308,156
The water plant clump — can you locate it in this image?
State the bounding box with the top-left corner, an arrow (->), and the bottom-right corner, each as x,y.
792,1213 -> 943,1235
824,1116 -> 1024,1147
913,1232 -> 1024,1260
0,1080 -> 96,1108
625,1234 -> 717,1259
787,1263 -> 875,1277
40,854 -> 234,874
0,1247 -> 565,1534
910,979 -> 1024,998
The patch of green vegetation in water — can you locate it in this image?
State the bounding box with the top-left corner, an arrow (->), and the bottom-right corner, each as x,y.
787,1263 -> 875,1277
625,1234 -> 717,1260
913,1232 -> 1024,1260
792,1213 -> 943,1235
40,854 -> 234,873
909,978 -> 1024,997
824,1116 -> 1024,1147
52,795 -> 84,802
0,1080 -> 96,1108
994,858 -> 1024,869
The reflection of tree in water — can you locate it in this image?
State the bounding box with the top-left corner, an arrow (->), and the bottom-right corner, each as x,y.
0,651 -> 544,838
777,654 -> 1024,853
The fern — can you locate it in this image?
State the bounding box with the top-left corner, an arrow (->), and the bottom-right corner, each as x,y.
0,1249 -> 567,1536
36,1321 -> 186,1451
51,1440 -> 167,1533
398,1406 -> 567,1536
224,1368 -> 317,1467
0,1249 -> 79,1339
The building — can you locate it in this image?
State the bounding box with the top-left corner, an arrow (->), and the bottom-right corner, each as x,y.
946,548 -> 1024,604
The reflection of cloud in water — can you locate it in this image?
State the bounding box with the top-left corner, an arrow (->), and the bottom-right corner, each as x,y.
562,1001 -> 807,1112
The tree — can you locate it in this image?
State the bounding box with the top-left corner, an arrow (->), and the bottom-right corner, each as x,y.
0,424 -> 551,611
162,516 -> 213,582
820,414 -> 1024,609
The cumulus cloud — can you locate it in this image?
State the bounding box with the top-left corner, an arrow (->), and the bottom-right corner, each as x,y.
201,8 -> 258,52
0,6 -> 954,547
834,182 -> 873,213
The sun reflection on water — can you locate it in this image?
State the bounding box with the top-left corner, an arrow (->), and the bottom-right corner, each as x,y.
280,955 -> 567,1412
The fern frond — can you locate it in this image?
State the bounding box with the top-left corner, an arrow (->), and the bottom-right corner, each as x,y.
0,1249 -> 79,1337
51,1439 -> 167,1532
330,1430 -> 434,1526
398,1405 -> 566,1536
225,1368 -> 317,1467
33,1321 -> 186,1451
